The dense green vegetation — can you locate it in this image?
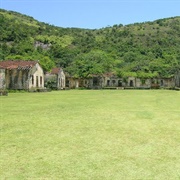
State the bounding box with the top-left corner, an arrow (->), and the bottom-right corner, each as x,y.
0,9 -> 180,77
1,90 -> 180,179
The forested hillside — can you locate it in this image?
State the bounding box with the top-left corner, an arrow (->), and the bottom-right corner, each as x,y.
0,8 -> 180,78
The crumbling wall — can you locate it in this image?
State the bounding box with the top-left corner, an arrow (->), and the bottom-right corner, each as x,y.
161,78 -> 175,87
66,77 -> 79,89
44,73 -> 57,89
0,69 -> 6,89
5,69 -> 29,89
135,78 -> 151,88
57,70 -> 66,89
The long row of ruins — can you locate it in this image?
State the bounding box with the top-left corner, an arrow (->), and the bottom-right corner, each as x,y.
0,60 -> 180,91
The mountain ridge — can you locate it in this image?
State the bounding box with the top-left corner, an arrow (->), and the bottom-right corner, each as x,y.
0,8 -> 180,78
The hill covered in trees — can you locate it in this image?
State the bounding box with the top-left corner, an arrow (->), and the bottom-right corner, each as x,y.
0,8 -> 180,78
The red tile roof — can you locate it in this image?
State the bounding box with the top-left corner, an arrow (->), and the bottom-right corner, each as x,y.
51,67 -> 61,74
0,60 -> 38,70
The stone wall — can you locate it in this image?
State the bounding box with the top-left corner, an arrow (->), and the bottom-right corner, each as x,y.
29,63 -> 44,89
45,74 -> 57,89
57,70 -> 66,89
5,69 -> 29,89
175,71 -> 180,87
45,69 -> 65,89
0,69 -> 6,89
83,76 -> 176,89
3,63 -> 44,90
66,77 -> 79,89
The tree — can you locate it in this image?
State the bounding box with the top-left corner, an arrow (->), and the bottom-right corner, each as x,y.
39,56 -> 55,72
67,50 -> 115,78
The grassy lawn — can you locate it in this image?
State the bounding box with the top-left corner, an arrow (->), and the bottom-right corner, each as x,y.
0,90 -> 180,179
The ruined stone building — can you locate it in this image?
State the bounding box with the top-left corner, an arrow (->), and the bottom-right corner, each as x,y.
65,74 -> 81,89
0,60 -> 44,90
0,60 -> 178,91
79,73 -> 175,89
45,67 -> 65,89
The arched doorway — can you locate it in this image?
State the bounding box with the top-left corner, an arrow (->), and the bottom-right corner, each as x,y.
118,80 -> 122,87
160,80 -> 164,86
130,80 -> 134,87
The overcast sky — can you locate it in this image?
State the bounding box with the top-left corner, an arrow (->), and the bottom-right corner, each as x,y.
1,0 -> 180,29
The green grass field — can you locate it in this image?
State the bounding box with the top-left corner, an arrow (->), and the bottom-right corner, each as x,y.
0,90 -> 180,179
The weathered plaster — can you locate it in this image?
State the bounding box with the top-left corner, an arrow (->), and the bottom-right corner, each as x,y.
29,63 -> 44,89
0,68 -> 6,89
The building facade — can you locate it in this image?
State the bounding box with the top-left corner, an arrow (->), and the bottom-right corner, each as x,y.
0,60 -> 44,90
45,67 -> 65,89
81,73 -> 175,89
